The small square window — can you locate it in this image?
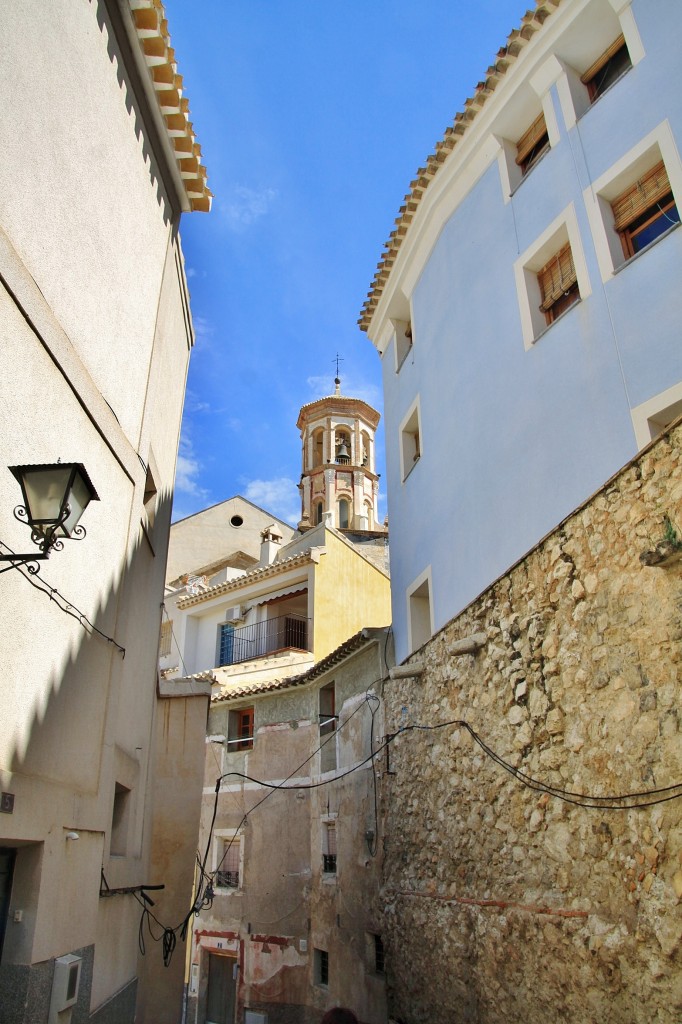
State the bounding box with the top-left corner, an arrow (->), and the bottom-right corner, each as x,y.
582,35 -> 631,103
227,707 -> 254,752
314,948 -> 329,987
611,161 -> 680,259
537,243 -> 579,326
516,113 -> 549,177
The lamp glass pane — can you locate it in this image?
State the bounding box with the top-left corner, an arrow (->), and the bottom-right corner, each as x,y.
59,468 -> 95,537
21,467 -> 73,529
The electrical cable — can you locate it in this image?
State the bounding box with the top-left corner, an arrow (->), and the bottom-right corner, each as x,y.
0,540 -> 126,655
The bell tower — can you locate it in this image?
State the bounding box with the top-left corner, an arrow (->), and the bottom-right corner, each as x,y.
297,377 -> 384,533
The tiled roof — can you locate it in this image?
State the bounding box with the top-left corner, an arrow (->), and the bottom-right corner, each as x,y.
129,0 -> 212,212
177,550 -> 317,609
358,0 -> 562,333
211,629 -> 381,703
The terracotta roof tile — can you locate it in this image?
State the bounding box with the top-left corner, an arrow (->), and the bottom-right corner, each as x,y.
211,629 -> 382,703
129,0 -> 212,212
177,550 -> 317,609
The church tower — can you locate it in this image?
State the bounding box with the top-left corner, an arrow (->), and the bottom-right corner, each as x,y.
297,377 -> 385,533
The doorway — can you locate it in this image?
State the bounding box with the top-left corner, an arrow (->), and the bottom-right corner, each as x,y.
0,848 -> 15,961
206,953 -> 237,1024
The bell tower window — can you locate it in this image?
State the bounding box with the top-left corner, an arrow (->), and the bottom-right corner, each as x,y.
312,428 -> 324,468
338,498 -> 350,530
335,430 -> 351,465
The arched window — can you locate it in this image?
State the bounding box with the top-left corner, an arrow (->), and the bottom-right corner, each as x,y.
315,501 -> 323,526
312,428 -> 324,468
363,501 -> 373,530
338,498 -> 350,529
361,430 -> 371,469
335,430 -> 351,464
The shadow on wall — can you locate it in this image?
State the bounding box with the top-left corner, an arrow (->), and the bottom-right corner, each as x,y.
94,0 -> 178,227
0,488 -> 183,1022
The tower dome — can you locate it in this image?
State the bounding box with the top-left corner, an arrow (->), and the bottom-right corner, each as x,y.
296,377 -> 384,533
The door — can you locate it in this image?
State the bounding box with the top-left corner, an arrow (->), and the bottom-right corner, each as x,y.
0,848 -> 15,961
206,953 -> 236,1024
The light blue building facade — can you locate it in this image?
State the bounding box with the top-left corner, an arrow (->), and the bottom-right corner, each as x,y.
362,0 -> 682,663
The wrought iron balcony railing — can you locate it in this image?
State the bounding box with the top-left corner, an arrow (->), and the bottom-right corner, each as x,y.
218,613 -> 310,668
216,870 -> 239,889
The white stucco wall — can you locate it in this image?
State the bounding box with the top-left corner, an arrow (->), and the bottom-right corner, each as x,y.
368,0 -> 682,662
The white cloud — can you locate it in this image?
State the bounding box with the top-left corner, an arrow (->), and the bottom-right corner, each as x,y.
243,477 -> 300,525
193,316 -> 214,345
221,185 -> 278,230
186,266 -> 197,278
174,437 -> 210,500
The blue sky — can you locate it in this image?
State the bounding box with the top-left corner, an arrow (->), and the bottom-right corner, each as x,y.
165,0 -> 525,525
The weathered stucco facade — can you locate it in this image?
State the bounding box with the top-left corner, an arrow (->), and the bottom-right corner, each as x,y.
190,632 -> 390,1024
380,421 -> 682,1023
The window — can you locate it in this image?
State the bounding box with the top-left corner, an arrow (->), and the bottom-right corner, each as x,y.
314,948 -> 329,987
393,319 -> 413,371
537,243 -> 579,325
227,707 -> 254,752
230,515 -> 244,527
323,822 -> 337,874
374,934 -> 385,975
218,623 -> 234,666
611,161 -> 679,259
338,498 -> 350,530
312,428 -> 324,468
516,113 -> 549,176
407,569 -> 433,654
582,35 -> 631,103
400,400 -> 421,482
319,682 -> 337,772
314,501 -> 324,526
335,430 -> 351,464
159,619 -> 172,657
216,836 -> 241,889
111,783 -> 131,857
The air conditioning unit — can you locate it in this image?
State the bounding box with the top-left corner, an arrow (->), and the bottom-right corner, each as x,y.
48,954 -> 82,1024
226,606 -> 243,622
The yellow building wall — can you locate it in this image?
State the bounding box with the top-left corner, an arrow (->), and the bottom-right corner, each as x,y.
312,532 -> 391,659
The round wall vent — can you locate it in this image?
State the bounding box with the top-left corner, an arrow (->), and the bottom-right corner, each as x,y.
230,514 -> 244,527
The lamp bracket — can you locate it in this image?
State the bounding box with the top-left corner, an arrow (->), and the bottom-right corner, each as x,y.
0,552 -> 48,575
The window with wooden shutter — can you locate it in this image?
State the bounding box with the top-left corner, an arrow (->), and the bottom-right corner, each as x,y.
516,113 -> 549,175
582,35 -> 631,102
537,244 -> 579,324
611,162 -> 680,258
227,706 -> 254,751
159,620 -> 172,657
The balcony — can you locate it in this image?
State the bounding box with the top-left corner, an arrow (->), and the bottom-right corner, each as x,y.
218,613 -> 310,668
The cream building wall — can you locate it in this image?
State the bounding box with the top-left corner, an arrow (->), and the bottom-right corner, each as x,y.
0,2 -> 210,1022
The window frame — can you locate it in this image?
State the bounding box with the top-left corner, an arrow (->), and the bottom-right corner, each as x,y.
399,397 -> 421,482
581,35 -> 632,104
214,830 -> 243,891
537,243 -> 579,326
314,948 -> 329,988
515,112 -> 550,177
227,706 -> 254,752
583,127 -> 682,282
322,820 -> 337,875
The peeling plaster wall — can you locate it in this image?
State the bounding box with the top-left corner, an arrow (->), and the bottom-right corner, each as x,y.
381,423 -> 682,1024
191,639 -> 389,1024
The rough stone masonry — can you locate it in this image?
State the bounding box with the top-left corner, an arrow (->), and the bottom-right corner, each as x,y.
381,420 -> 682,1024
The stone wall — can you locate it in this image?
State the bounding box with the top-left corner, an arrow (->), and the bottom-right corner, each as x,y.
381,423 -> 682,1024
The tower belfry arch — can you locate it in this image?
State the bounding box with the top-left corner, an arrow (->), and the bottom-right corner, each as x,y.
296,376 -> 384,533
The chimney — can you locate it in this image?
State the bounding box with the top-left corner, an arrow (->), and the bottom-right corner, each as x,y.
259,524 -> 283,565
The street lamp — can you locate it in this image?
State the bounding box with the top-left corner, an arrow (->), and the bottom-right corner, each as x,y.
0,462 -> 99,572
